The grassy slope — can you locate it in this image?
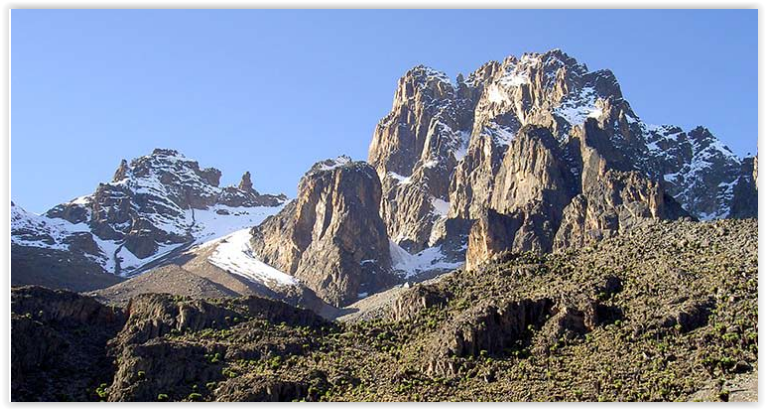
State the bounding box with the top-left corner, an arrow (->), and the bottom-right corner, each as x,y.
118,219 -> 756,402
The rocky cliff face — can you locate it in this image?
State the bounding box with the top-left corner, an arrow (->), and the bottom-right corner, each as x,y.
11,286 -> 332,402
551,120 -> 691,249
251,157 -> 397,306
12,149 -> 287,287
370,49 -> 750,270
368,66 -> 474,253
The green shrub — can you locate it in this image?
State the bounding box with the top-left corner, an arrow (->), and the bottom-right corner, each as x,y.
95,383 -> 108,399
269,355 -> 283,370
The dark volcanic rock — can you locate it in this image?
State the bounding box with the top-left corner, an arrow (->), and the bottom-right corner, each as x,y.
11,287 -> 125,402
425,298 -> 553,375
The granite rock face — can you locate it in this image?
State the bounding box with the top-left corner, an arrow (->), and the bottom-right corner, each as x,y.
370,49 -> 749,270
551,119 -> 691,251
368,66 -> 474,253
251,157 -> 397,307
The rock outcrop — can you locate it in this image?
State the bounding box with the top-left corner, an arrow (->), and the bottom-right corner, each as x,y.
251,157 -> 397,306
10,287 -> 332,402
425,298 -> 553,375
219,171 -> 287,208
11,286 -> 125,401
105,294 -> 331,402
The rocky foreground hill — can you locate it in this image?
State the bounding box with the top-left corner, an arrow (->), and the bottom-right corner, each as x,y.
11,219 -> 757,402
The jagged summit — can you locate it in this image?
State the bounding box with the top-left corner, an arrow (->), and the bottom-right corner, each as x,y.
12,148 -> 288,285
370,48 -> 754,261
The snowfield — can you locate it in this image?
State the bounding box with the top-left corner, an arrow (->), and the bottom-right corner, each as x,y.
188,204 -> 284,245
207,229 -> 299,288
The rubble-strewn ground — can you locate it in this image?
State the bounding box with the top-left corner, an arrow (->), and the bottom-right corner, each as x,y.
12,219 -> 757,402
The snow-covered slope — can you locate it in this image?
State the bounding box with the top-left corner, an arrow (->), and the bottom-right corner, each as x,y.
12,202 -> 86,251
205,228 -> 299,289
12,201 -> 284,277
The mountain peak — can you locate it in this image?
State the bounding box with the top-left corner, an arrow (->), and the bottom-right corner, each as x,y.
309,155 -> 354,174
406,65 -> 451,83
112,159 -> 129,182
238,171 -> 254,193
150,148 -> 183,158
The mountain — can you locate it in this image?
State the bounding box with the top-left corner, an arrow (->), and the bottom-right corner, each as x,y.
11,219 -> 757,401
10,48 -> 759,402
369,49 -> 754,271
12,149 -> 287,290
11,49 -> 757,310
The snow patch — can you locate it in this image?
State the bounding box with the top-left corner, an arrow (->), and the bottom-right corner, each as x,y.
316,155 -> 352,171
431,198 -> 450,217
189,204 -> 284,245
389,240 -> 462,279
487,84 -> 508,104
554,86 -> 601,125
452,131 -> 471,162
484,123 -> 515,146
11,203 -> 89,251
389,172 -> 413,185
208,229 -> 299,288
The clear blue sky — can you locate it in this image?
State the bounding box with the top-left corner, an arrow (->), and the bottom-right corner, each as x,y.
12,9 -> 757,213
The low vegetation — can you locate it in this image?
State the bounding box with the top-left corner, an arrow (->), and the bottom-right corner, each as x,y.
11,219 -> 757,402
